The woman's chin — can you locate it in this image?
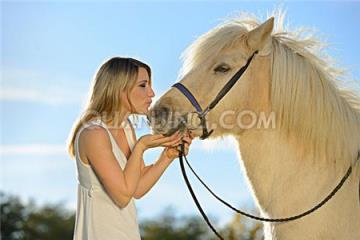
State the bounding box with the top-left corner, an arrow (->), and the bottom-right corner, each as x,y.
134,108 -> 149,115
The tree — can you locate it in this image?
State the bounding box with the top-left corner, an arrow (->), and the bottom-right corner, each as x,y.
220,213 -> 263,240
1,192 -> 263,239
140,206 -> 213,240
1,192 -> 26,239
140,207 -> 264,240
1,192 -> 75,240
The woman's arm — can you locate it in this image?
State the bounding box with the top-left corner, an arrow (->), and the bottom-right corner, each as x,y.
133,135 -> 192,199
83,126 -> 181,208
118,124 -> 192,199
133,151 -> 173,199
83,127 -> 144,208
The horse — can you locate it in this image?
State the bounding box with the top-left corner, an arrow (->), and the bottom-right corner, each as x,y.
149,12 -> 360,240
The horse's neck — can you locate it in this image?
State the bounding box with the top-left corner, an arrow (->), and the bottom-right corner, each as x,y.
236,130 -> 360,239
236,130 -> 337,217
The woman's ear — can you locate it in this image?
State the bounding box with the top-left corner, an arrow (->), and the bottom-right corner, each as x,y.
247,17 -> 274,54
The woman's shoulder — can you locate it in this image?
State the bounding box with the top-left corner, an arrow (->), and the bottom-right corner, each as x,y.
76,121 -> 112,165
78,120 -> 110,146
81,124 -> 107,139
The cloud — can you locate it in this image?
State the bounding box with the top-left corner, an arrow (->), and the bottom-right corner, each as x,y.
0,66 -> 172,107
0,144 -> 67,156
0,137 -> 238,158
0,86 -> 85,105
0,67 -> 87,105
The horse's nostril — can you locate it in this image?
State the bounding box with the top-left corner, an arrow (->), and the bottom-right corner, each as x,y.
159,106 -> 170,118
152,106 -> 170,120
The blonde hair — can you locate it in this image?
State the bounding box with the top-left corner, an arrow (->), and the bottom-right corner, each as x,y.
67,57 -> 151,159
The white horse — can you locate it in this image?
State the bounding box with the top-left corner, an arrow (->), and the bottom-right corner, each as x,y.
150,12 -> 360,240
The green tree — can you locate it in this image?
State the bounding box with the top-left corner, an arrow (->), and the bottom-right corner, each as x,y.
21,203 -> 75,240
220,213 -> 263,240
140,207 -> 264,240
1,192 -> 27,239
140,207 -> 213,240
1,192 -> 75,240
1,192 -> 263,240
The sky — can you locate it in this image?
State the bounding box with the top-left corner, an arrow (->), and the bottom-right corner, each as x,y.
1,0 -> 360,227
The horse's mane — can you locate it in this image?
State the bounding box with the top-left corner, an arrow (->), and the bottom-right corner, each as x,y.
180,10 -> 360,167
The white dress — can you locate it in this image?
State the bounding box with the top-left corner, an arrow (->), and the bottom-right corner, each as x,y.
73,119 -> 141,240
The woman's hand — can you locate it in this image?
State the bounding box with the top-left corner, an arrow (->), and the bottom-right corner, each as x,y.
136,131 -> 182,152
164,131 -> 194,160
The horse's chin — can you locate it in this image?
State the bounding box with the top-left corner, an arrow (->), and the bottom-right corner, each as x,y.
159,127 -> 182,137
150,118 -> 201,137
147,110 -> 181,135
149,119 -> 184,136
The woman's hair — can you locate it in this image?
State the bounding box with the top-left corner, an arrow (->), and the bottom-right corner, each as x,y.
67,57 -> 151,159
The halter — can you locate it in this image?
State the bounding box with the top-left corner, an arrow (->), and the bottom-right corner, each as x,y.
172,51 -> 358,239
172,51 -> 258,139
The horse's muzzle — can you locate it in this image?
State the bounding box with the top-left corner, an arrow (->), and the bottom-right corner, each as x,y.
147,106 -> 201,136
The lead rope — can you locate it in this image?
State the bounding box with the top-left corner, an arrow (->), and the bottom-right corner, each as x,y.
179,143 -> 358,239
179,143 -> 224,240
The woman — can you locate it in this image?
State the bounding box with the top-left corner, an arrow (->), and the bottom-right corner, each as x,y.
67,57 -> 192,240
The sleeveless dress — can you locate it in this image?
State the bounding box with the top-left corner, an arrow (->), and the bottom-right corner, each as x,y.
73,119 -> 141,240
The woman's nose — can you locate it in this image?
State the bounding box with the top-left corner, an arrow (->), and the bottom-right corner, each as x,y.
148,87 -> 155,97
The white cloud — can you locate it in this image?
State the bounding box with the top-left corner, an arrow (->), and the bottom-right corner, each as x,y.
0,138 -> 238,158
0,66 -> 173,107
0,144 -> 67,156
0,67 -> 87,105
0,86 -> 86,105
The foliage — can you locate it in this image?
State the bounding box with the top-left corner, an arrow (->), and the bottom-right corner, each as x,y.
140,206 -> 263,240
1,192 -> 74,240
219,213 -> 263,240
140,207 -> 212,240
1,192 -> 263,239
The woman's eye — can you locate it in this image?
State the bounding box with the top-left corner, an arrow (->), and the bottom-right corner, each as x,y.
214,64 -> 231,73
139,84 -> 146,88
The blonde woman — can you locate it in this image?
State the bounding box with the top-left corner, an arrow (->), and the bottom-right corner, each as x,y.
67,57 -> 192,240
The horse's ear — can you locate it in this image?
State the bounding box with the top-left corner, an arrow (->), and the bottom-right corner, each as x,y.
247,17 -> 274,52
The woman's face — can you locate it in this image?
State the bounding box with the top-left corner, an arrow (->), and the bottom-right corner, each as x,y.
125,67 -> 155,114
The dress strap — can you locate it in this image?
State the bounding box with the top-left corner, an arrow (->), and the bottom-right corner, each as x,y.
94,119 -> 119,151
75,118 -> 134,165
123,118 -> 136,149
74,119 -> 106,168
95,118 -> 134,151
75,119 -> 117,151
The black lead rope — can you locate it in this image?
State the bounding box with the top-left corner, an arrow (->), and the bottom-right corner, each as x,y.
179,143 -> 224,239
179,143 -> 357,239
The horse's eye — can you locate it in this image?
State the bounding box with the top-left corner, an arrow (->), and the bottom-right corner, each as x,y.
214,64 -> 231,73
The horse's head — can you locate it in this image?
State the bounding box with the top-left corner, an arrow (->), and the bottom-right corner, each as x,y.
149,18 -> 274,137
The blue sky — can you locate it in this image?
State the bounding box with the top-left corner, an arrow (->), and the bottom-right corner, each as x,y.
1,1 -> 360,226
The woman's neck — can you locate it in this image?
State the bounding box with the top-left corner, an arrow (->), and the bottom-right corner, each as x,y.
105,111 -> 131,129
